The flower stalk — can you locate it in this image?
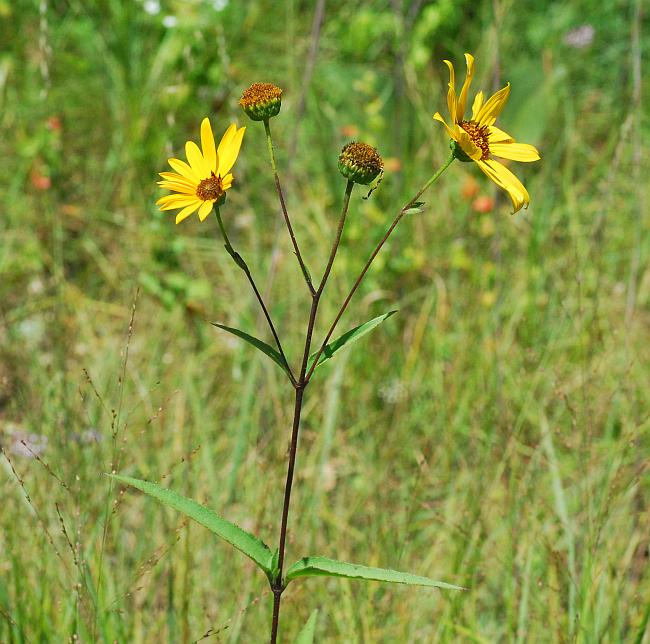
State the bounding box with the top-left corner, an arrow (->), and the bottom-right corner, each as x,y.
263,119 -> 316,296
306,153 -> 455,383
269,179 -> 354,641
214,207 -> 296,385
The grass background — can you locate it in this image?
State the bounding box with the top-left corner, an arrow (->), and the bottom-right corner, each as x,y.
1,0 -> 649,641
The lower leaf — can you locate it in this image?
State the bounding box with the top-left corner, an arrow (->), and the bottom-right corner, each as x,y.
110,474 -> 274,577
285,555 -> 465,591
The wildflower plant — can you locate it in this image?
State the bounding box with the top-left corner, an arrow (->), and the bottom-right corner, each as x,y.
113,54 -> 539,641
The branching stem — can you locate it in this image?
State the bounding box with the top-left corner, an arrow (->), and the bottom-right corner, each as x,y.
214,207 -> 296,385
269,155 -> 453,642
305,153 -> 455,382
270,180 -> 353,642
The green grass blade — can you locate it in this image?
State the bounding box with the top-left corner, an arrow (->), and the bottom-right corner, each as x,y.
285,555 -> 465,590
211,323 -> 290,376
295,609 -> 318,643
634,600 -> 650,644
110,475 -> 273,576
307,311 -> 397,371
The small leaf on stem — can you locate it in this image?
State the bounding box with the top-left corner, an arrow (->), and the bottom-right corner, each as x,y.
402,201 -> 425,215
307,310 -> 398,372
212,323 -> 291,376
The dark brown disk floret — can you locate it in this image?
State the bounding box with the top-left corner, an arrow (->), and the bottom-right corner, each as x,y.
196,173 -> 224,201
460,120 -> 490,160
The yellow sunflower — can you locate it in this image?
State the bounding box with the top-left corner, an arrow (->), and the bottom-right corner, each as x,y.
156,118 -> 246,224
434,53 -> 540,213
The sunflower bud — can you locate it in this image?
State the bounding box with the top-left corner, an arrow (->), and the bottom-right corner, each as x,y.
239,83 -> 283,121
338,141 -> 383,185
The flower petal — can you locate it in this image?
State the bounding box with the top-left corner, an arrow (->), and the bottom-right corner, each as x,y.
168,158 -> 200,183
490,142 -> 541,162
175,201 -> 201,224
198,200 -> 214,221
443,59 -> 457,123
456,53 -> 474,122
476,83 -> 511,127
218,123 -> 237,156
222,173 -> 234,189
471,91 -> 484,120
185,141 -> 209,178
433,112 -> 457,140
458,129 -> 482,160
157,181 -> 197,195
159,171 -> 194,186
476,159 -> 530,213
156,194 -> 185,206
217,125 -> 246,176
488,126 -> 514,143
200,118 -> 218,173
157,195 -> 201,211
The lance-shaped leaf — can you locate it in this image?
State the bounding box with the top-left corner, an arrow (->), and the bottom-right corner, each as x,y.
212,323 -> 290,376
285,556 -> 465,591
294,610 -> 318,643
110,474 -> 274,577
308,310 -> 397,372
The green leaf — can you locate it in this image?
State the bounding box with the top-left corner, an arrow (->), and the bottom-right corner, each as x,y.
110,475 -> 274,576
403,201 -> 425,215
285,556 -> 465,591
295,609 -> 318,643
212,323 -> 290,376
270,548 -> 280,585
307,311 -> 397,372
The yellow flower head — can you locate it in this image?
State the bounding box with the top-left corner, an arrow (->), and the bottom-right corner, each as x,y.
156,118 -> 246,224
433,53 -> 540,213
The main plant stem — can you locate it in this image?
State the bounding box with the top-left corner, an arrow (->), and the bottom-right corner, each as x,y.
270,180 -> 353,643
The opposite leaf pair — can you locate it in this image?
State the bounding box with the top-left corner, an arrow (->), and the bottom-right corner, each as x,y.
110,475 -> 464,594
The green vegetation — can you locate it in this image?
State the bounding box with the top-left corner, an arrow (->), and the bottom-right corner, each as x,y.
1,0 -> 648,641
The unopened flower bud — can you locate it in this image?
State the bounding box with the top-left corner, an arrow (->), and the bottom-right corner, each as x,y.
239,83 -> 283,121
338,141 -> 383,185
